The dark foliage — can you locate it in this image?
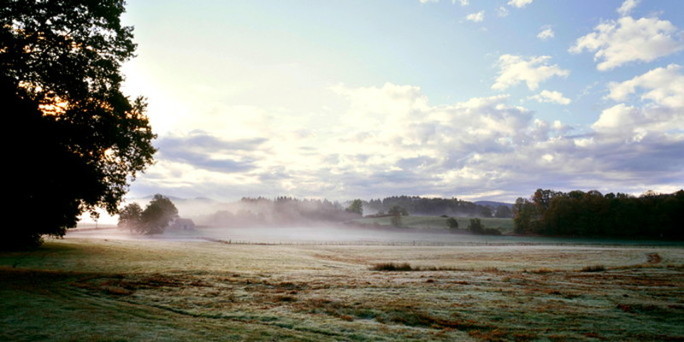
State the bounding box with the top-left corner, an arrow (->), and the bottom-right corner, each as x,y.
2,1 -> 155,249
369,263 -> 414,271
468,218 -> 484,234
365,196 -> 510,217
118,195 -> 178,235
138,195 -> 178,235
388,205 -> 408,227
118,202 -> 142,229
446,217 -> 459,229
345,199 -> 363,216
467,218 -> 501,235
494,205 -> 512,218
513,189 -> 684,239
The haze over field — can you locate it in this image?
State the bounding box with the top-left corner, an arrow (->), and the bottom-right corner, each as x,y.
119,0 -> 684,203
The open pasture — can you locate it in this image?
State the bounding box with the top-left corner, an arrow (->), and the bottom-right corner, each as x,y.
353,215 -> 515,232
1,233 -> 683,341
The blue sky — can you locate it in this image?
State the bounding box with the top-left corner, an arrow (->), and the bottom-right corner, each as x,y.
119,0 -> 684,202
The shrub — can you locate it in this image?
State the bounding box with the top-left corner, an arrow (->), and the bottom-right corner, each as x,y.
370,263 -> 414,271
580,265 -> 606,272
482,228 -> 502,235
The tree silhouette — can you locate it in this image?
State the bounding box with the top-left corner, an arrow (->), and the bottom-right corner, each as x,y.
346,199 -> 363,216
2,1 -> 155,249
136,195 -> 178,235
388,205 -> 408,227
446,217 -> 459,229
513,189 -> 684,239
118,203 -> 143,231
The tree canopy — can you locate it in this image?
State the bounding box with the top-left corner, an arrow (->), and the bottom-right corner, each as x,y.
119,195 -> 178,235
364,196 -> 510,218
2,0 -> 155,248
513,189 -> 684,239
118,195 -> 178,235
346,199 -> 363,216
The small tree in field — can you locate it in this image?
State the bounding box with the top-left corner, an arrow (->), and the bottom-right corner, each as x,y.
388,205 -> 408,227
446,217 -> 459,230
123,195 -> 178,235
346,199 -> 363,216
468,218 -> 484,234
118,203 -> 142,230
139,195 -> 178,235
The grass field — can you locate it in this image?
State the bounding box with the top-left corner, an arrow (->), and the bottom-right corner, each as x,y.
354,215 -> 515,233
1,233 -> 683,341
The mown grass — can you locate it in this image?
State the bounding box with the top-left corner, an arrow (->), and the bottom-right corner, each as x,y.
1,238 -> 683,341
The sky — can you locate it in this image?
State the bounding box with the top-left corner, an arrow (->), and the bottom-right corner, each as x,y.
118,0 -> 684,203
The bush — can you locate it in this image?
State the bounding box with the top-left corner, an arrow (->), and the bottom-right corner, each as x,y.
468,218 -> 484,234
370,263 -> 414,271
580,265 -> 606,272
467,219 -> 501,235
482,227 -> 502,235
390,215 -> 402,227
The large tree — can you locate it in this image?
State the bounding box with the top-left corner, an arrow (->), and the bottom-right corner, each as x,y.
2,0 -> 155,249
118,202 -> 142,230
135,195 -> 178,235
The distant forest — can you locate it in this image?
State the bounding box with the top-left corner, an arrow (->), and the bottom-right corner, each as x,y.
199,197 -> 355,227
198,196 -> 511,227
513,189 -> 684,239
364,196 -> 512,218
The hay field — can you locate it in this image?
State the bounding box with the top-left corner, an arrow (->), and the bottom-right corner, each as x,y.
1,233 -> 683,341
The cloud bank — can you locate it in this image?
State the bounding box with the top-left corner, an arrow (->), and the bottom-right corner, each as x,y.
132,81 -> 683,202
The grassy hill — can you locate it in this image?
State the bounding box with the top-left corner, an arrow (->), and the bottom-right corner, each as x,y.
354,215 -> 515,233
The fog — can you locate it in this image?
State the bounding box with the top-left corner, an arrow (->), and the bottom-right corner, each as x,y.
67,224 -> 503,245
70,197 -> 676,246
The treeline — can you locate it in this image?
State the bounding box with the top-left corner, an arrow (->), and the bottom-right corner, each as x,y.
365,196 -> 512,218
199,197 -> 358,227
513,189 -> 684,239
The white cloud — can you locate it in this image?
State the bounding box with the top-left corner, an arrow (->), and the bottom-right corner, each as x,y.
592,103 -> 641,133
606,64 -> 684,108
466,11 -> 485,22
537,27 -> 555,41
569,16 -> 684,71
617,0 -> 640,16
496,6 -> 510,17
419,0 -> 439,3
590,103 -> 681,143
595,64 -> 684,142
492,54 -> 570,91
529,90 -> 571,105
507,0 -> 534,8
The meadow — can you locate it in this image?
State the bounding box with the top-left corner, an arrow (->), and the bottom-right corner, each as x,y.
1,228 -> 683,341
353,215 -> 515,233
